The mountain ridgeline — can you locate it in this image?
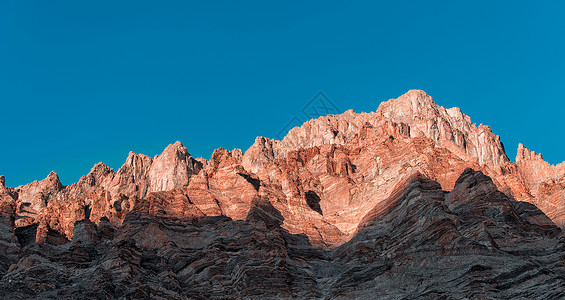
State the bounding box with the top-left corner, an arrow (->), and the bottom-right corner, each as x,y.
0,90 -> 564,299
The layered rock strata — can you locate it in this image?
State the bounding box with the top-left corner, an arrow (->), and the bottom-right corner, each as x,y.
0,170 -> 563,299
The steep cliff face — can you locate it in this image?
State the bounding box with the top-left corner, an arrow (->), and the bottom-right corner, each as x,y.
516,143 -> 565,226
0,90 -> 564,298
259,90 -> 508,167
377,90 -> 509,166
0,184 -> 19,276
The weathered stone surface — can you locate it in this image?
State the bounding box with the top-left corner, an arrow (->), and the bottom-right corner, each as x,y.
6,90 -> 563,246
1,90 -> 564,298
147,141 -> 201,193
377,90 -> 509,166
14,171 -> 63,228
515,143 -> 565,227
0,169 -> 563,299
330,169 -> 565,299
0,183 -> 19,276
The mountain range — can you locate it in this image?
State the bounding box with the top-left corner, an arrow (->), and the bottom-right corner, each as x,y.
0,90 -> 564,299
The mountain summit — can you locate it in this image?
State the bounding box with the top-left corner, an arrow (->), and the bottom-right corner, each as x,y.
0,90 -> 564,299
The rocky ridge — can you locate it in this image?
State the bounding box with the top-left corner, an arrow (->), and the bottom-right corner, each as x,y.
0,90 -> 564,299
3,90 -> 564,246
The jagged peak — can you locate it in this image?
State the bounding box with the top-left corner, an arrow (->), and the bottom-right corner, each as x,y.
46,171 -> 63,186
117,151 -> 153,177
168,140 -> 186,151
249,136 -> 278,151
400,89 -> 432,99
342,108 -> 356,117
515,143 -> 565,169
157,141 -> 191,158
377,89 -> 437,117
272,90 -> 508,167
125,150 -> 151,162
20,170 -> 63,190
376,90 -> 473,127
254,136 -> 271,144
89,162 -> 112,174
516,143 -> 544,162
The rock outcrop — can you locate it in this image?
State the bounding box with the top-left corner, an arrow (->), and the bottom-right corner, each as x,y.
0,90 -> 564,298
377,90 -> 509,166
331,169 -> 564,299
0,183 -> 19,277
516,143 -> 565,227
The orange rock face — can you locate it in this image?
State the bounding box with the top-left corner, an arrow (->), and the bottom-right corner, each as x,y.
515,143 -> 565,226
1,90 -> 565,299
0,89 -> 563,248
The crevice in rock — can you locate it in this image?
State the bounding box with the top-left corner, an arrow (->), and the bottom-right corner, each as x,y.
45,227 -> 70,245
84,204 -> 91,220
113,200 -> 122,212
305,191 -> 323,215
238,173 -> 261,191
15,223 -> 38,247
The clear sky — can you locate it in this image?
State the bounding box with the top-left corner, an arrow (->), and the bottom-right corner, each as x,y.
1,1 -> 564,187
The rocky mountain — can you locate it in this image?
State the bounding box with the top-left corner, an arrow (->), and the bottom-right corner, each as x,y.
0,90 -> 564,299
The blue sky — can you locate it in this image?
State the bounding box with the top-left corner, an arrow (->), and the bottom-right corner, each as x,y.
1,1 -> 564,186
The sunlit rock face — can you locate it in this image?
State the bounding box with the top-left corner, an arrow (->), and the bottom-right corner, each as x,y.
0,90 -> 564,298
515,143 -> 565,227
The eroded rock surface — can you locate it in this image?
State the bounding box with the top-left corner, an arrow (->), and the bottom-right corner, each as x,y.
0,169 -> 563,299
0,90 -> 564,298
